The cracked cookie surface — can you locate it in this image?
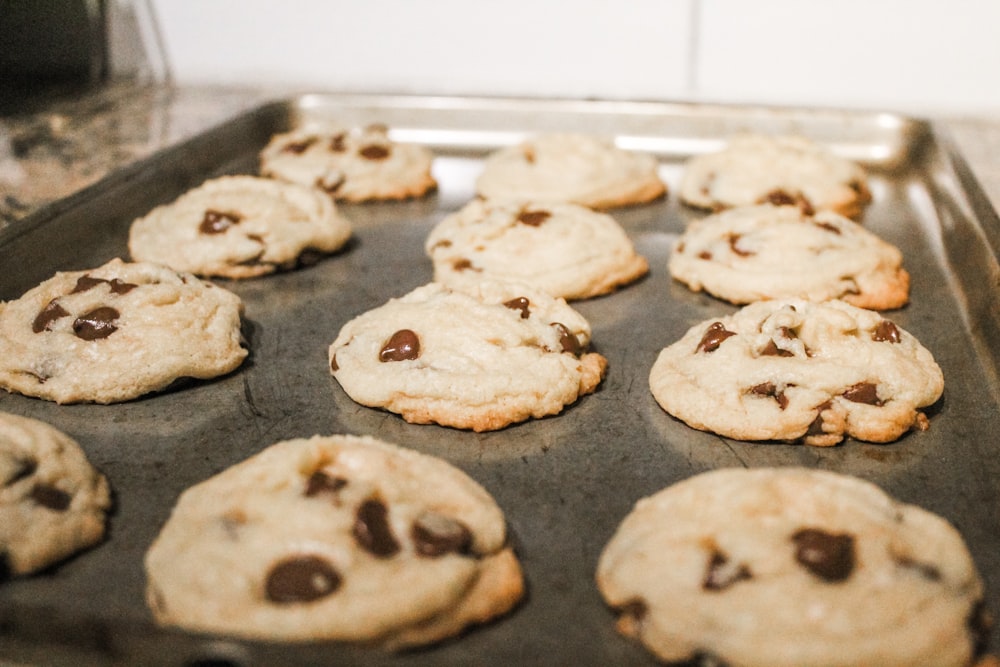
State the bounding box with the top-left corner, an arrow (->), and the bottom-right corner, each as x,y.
128,175 -> 352,279
648,299 -> 942,446
426,198 -> 648,300
597,467 -> 987,667
0,412 -> 111,576
475,133 -> 666,209
259,124 -> 437,202
669,204 -> 909,309
679,133 -> 871,218
0,258 -> 247,403
329,280 -> 607,431
144,434 -> 523,647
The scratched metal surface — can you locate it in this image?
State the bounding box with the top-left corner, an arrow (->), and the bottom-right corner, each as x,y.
1,94 -> 999,666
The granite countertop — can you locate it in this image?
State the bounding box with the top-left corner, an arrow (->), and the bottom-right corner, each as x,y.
2,81 -> 1000,230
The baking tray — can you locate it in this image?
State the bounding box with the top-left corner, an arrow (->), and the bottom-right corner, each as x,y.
1,93 -> 1000,666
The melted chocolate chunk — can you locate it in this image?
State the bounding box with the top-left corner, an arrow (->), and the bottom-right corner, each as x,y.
702,550 -> 752,591
3,457 -> 37,487
517,209 -> 551,226
759,340 -> 794,357
552,323 -> 582,356
759,189 -> 815,215
452,258 -> 478,272
814,221 -> 842,235
379,329 -> 420,362
727,233 -> 753,257
32,300 -> 69,333
696,322 -> 736,353
265,555 -> 341,603
304,470 -> 348,498
329,353 -> 339,372
31,484 -> 71,511
749,382 -> 789,409
71,276 -> 137,295
73,307 -> 119,340
872,320 -> 902,343
199,209 -> 242,235
359,144 -> 390,160
806,401 -> 832,436
329,133 -> 347,152
411,512 -> 473,557
895,554 -> 942,581
281,137 -> 317,154
697,250 -> 712,260
353,498 -> 400,558
842,381 -> 881,405
316,173 -> 346,194
792,528 -> 855,582
503,297 -> 531,319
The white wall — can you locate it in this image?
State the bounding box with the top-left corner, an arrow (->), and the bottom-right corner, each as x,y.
148,0 -> 1000,115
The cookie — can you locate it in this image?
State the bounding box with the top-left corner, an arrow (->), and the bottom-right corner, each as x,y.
259,124 -> 437,202
128,175 -> 352,279
1,412 -> 111,577
329,280 -> 607,431
425,198 -> 648,300
0,258 -> 247,404
648,298 -> 943,446
475,133 -> 667,209
144,434 -> 523,647
669,203 -> 909,309
596,467 -> 989,667
679,133 -> 872,218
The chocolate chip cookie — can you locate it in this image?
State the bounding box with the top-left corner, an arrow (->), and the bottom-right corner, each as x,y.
329,280 -> 607,431
679,133 -> 872,218
425,198 -> 648,300
128,175 -> 353,279
597,467 -> 989,667
259,124 -> 437,202
648,298 -> 943,446
144,434 -> 523,647
1,412 -> 111,577
669,203 -> 909,309
0,258 -> 248,403
475,132 -> 667,209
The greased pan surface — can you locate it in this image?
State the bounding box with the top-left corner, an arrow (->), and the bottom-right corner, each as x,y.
1,94 -> 999,666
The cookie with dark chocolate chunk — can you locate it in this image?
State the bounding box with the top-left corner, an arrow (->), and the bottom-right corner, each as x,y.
0,412 -> 110,576
0,258 -> 247,403
144,434 -> 523,647
597,467 -> 988,667
648,298 -> 942,446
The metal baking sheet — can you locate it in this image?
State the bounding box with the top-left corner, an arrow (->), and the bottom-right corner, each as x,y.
1,93 -> 999,666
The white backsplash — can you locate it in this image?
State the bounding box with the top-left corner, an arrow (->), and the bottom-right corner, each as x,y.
148,0 -> 1000,115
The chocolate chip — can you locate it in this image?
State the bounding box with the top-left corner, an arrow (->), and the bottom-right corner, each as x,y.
503,297 -> 530,319
359,144 -> 390,160
452,258 -> 478,272
281,137 -> 317,154
759,340 -> 794,357
696,322 -> 736,353
73,307 -> 119,340
749,382 -> 788,409
842,382 -> 881,405
32,300 -> 69,333
329,133 -> 347,152
727,233 -> 753,257
353,498 -> 400,558
792,528 -> 855,582
379,329 -> 420,362
200,209 -> 242,235
552,322 -> 581,356
872,320 -> 902,343
304,470 -> 347,498
71,276 -> 137,295
2,457 -> 36,487
697,250 -> 712,260
517,209 -> 550,226
814,221 -> 842,234
411,512 -> 473,557
265,555 -> 341,603
31,484 -> 71,511
316,173 -> 345,194
702,550 -> 752,591
807,401 -> 832,436
759,189 -> 814,215
329,353 -> 338,372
